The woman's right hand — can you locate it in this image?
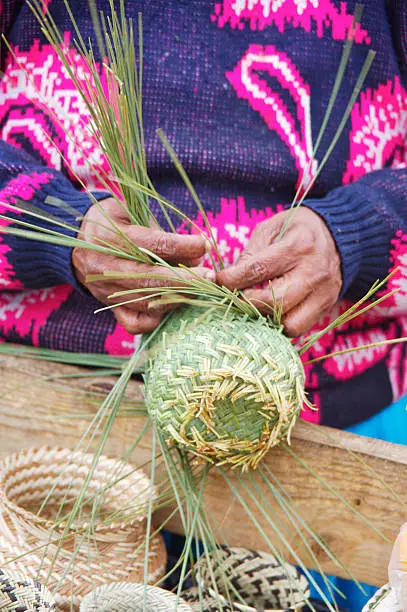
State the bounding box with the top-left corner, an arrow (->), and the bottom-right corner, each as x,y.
72,198 -> 214,334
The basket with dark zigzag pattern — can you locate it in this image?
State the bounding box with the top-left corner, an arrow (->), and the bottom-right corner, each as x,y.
182,547 -> 310,611
0,568 -> 56,611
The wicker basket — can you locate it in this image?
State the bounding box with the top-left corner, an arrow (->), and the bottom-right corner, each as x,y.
0,567 -> 56,611
182,547 -> 310,611
362,584 -> 401,611
0,447 -> 167,611
80,582 -> 192,611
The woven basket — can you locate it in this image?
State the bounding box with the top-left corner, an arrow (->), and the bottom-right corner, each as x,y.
145,306 -> 305,470
80,582 -> 192,611
0,568 -> 56,611
362,584 -> 401,611
182,547 -> 310,611
0,447 -> 167,611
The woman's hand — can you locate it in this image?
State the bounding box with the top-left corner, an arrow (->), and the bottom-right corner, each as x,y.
216,207 -> 342,337
72,198 -> 214,334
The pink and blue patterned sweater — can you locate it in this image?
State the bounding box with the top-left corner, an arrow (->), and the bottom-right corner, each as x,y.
0,0 -> 406,428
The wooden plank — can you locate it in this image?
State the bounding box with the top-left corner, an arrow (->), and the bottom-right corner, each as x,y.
0,353 -> 151,461
0,353 -> 405,586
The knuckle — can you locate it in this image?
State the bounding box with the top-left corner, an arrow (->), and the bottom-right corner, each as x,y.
85,255 -> 104,279
247,260 -> 268,283
320,301 -> 333,316
142,277 -> 161,290
320,294 -> 336,312
313,263 -> 340,295
116,311 -> 139,334
295,231 -> 314,254
151,233 -> 175,259
306,271 -> 326,292
302,277 -> 315,296
131,300 -> 149,313
238,251 -> 252,263
317,267 -> 330,283
126,322 -> 140,334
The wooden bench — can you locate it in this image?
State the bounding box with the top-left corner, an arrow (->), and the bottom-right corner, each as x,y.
0,352 -> 406,587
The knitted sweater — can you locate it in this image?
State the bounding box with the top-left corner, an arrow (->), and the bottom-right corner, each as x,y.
0,0 -> 406,428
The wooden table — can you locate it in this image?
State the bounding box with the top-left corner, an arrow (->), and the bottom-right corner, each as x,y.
0,353 -> 406,586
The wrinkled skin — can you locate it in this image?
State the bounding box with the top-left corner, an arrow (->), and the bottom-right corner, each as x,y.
73,200 -> 341,337
72,198 -> 214,334
217,208 -> 342,337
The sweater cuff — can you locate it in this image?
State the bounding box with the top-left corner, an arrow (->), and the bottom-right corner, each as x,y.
304,182 -> 391,298
14,178 -> 110,292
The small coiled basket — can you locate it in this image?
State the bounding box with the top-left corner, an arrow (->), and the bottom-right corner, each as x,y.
145,306 -> 306,470
0,447 -> 167,610
0,568 -> 56,611
80,583 -> 193,611
182,547 -> 310,611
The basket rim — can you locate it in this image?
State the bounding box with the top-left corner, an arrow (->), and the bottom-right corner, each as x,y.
50,532 -> 167,605
0,446 -> 153,533
203,585 -> 307,612
80,582 -> 192,611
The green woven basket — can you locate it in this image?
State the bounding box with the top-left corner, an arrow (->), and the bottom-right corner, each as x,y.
145,306 -> 305,469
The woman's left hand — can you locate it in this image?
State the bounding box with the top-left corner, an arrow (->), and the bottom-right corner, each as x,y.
216,207 -> 342,337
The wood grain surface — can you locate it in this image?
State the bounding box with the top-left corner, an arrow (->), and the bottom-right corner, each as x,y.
0,353 -> 405,586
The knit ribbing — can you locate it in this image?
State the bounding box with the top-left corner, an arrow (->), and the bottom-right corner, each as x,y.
305,180 -> 397,300
0,170 -> 109,291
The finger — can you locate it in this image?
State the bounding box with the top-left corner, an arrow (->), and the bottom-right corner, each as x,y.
114,264 -> 215,291
79,198 -> 131,245
86,260 -> 215,291
106,281 -> 183,314
108,292 -> 176,314
244,270 -> 312,316
188,256 -> 206,267
242,214 -> 284,257
103,266 -> 215,313
96,197 -> 131,221
282,293 -> 330,337
114,308 -> 163,334
126,226 -> 209,263
217,244 -> 296,291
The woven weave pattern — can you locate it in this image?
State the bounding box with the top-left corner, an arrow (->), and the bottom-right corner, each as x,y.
362,584 -> 398,611
182,547 -> 310,611
0,568 -> 56,611
0,448 -> 167,611
80,583 -> 192,611
145,307 -> 305,469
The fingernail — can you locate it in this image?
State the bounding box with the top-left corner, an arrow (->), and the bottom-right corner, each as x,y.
199,268 -> 216,282
148,300 -> 164,312
189,257 -> 204,267
204,238 -> 212,253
